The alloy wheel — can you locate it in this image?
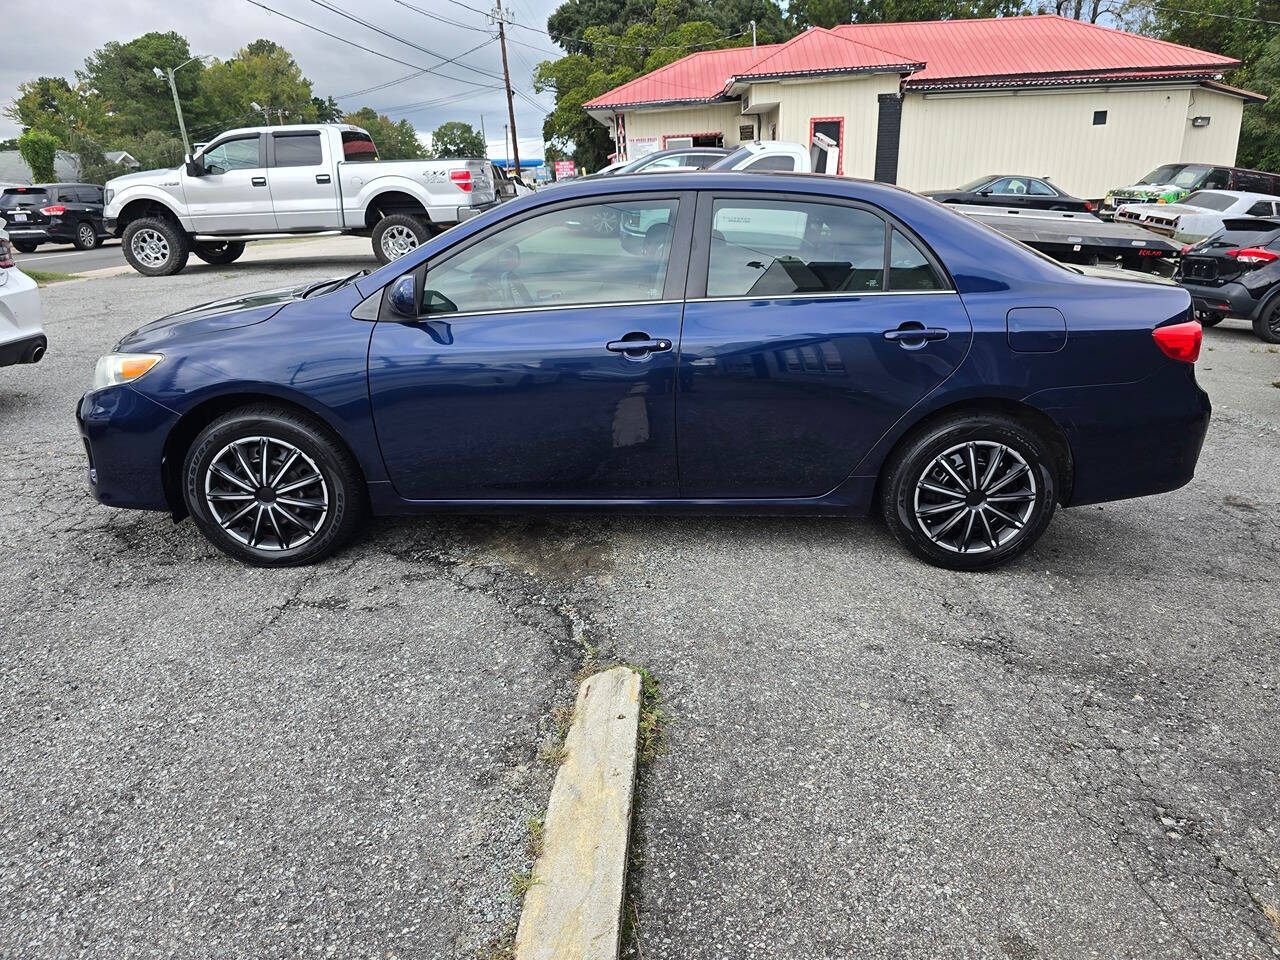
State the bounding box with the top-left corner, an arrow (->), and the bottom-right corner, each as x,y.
912,440 -> 1038,554
203,435 -> 330,551
381,225 -> 419,260
591,208 -> 619,234
130,228 -> 170,267
79,224 -> 96,246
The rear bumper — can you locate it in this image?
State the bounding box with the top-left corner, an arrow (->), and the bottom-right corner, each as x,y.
76,387 -> 177,511
1029,364 -> 1211,507
4,227 -> 51,243
0,332 -> 46,366
458,200 -> 498,222
1177,279 -> 1258,319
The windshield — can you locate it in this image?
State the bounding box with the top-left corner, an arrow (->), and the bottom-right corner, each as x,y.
1138,164 -> 1209,188
1180,191 -> 1236,211
709,147 -> 753,171
956,175 -> 994,192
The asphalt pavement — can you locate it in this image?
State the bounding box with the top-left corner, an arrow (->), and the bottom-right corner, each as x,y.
12,240 -> 125,275
0,262 -> 1277,959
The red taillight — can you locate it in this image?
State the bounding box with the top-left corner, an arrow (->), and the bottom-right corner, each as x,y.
1152,320 -> 1202,363
40,204 -> 66,216
1224,246 -> 1279,265
449,170 -> 472,192
1180,244 -> 1194,254
1084,200 -> 1095,212
0,239 -> 12,269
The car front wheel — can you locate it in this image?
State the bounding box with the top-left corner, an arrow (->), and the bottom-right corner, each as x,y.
880,414 -> 1057,571
122,216 -> 190,277
183,405 -> 367,567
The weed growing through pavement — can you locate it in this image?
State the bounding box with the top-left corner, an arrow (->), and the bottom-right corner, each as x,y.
525,815 -> 545,861
1264,902 -> 1280,937
510,869 -> 538,899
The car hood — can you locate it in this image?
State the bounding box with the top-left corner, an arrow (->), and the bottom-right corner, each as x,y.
115,282 -> 309,351
107,166 -> 181,191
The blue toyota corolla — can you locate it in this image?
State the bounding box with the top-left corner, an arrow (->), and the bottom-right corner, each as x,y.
77,172 -> 1210,570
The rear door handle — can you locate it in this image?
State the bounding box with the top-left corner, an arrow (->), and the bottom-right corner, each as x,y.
883,325 -> 949,343
251,176 -> 267,187
316,174 -> 331,184
606,336 -> 672,358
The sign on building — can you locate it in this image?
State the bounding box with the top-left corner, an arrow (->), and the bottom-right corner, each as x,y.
554,160 -> 577,180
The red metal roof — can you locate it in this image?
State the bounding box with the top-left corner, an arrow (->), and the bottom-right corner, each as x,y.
585,15 -> 1244,110
735,27 -> 923,80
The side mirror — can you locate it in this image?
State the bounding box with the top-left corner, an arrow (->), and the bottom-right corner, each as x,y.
185,156 -> 204,177
388,274 -> 416,318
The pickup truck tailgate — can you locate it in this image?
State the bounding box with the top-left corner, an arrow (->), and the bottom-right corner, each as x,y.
462,160 -> 496,206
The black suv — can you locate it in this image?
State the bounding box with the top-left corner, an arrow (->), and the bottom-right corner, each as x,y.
1175,216 -> 1280,343
0,183 -> 108,252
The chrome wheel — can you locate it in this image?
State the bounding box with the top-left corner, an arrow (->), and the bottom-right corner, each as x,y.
380,224 -> 419,260
591,208 -> 619,234
203,435 -> 330,552
913,441 -> 1037,554
79,224 -> 96,246
130,228 -> 170,268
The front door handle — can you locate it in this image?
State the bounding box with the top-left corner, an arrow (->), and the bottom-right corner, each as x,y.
316,174 -> 331,184
606,334 -> 672,359
883,324 -> 949,344
251,176 -> 267,187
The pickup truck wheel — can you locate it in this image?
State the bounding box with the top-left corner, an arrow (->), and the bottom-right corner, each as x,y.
12,241 -> 37,254
193,240 -> 246,265
74,222 -> 101,250
122,217 -> 190,277
373,214 -> 432,265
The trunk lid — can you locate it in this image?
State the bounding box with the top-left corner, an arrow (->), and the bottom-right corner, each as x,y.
1,187 -> 52,228
1177,218 -> 1280,285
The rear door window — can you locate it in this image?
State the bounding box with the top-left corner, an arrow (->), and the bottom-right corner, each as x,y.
707,198 -> 887,296
273,132 -> 323,167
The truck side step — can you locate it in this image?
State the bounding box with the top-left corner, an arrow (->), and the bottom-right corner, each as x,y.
192,231 -> 343,242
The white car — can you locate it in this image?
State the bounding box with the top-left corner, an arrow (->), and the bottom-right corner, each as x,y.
0,219 -> 46,368
707,135 -> 840,175
1115,190 -> 1280,243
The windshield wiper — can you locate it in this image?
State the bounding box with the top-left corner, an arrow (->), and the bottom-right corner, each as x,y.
301,269 -> 369,299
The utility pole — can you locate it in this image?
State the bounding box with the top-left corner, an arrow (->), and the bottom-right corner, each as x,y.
492,0 -> 520,178
750,19 -> 757,47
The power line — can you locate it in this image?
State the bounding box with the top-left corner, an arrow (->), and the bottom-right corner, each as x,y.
1152,2 -> 1280,26
334,39 -> 497,100
240,0 -> 502,90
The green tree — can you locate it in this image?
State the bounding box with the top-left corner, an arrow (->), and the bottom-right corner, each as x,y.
342,107 -> 427,160
118,130 -> 187,171
78,32 -> 209,140
198,40 -> 317,129
789,0 -> 1024,27
430,121 -> 487,158
1237,33 -> 1280,170
17,129 -> 59,182
66,130 -> 118,186
311,95 -> 342,122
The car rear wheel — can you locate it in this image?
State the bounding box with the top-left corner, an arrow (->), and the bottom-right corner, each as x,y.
1253,301 -> 1280,344
880,414 -> 1057,571
372,214 -> 432,265
12,241 -> 37,254
193,240 -> 246,265
122,216 -> 190,277
74,221 -> 101,250
183,405 -> 367,567
1197,313 -> 1224,328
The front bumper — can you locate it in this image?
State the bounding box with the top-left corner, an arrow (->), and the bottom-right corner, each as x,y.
1176,279 -> 1257,319
76,387 -> 178,511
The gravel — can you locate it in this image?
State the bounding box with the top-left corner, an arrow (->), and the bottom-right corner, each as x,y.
1,263 -> 1277,958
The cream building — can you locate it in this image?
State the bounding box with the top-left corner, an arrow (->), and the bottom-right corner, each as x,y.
584,16 -> 1262,199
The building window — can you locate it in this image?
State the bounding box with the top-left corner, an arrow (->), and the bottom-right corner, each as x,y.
1093,110 -> 1108,126
738,123 -> 755,142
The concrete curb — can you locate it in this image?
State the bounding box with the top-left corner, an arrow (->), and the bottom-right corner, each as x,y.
515,667 -> 642,960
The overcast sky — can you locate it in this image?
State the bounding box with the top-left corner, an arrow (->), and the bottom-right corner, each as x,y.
0,0 -> 564,159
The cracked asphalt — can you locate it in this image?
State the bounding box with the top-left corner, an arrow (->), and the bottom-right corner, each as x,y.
1,260 -> 1278,959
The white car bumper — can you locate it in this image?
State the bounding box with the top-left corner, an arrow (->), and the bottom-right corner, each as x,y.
0,267 -> 47,366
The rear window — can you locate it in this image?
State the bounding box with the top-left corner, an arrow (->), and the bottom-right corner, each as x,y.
1,188 -> 49,209
1182,191 -> 1236,211
273,133 -> 323,167
341,131 -> 378,162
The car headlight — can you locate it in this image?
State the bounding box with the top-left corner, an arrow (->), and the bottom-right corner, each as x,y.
92,352 -> 163,391
105,188 -> 114,205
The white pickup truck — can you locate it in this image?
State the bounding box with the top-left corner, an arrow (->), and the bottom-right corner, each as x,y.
104,123 -> 496,276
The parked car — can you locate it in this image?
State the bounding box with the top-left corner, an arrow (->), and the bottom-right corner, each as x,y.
1101,163 -> 1280,217
1,183 -> 108,252
0,221 -> 47,367
924,175 -> 1093,213
707,139 -> 831,174
492,163 -> 534,201
77,172 -> 1210,571
1175,216 -> 1280,342
600,147 -> 730,176
1116,190 -> 1280,243
103,123 -> 496,276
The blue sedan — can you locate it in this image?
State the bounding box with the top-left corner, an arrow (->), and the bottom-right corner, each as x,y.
77,173 -> 1210,570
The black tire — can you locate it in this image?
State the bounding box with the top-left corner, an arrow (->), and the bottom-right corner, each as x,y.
122,216 -> 190,277
182,405 -> 367,567
12,241 -> 37,254
1253,301 -> 1280,344
73,221 -> 100,250
880,414 -> 1058,571
193,240 -> 246,265
372,213 -> 433,265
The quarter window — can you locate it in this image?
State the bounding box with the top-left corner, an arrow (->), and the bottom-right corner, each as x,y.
273,132 -> 323,167
707,199 -> 886,296
1027,180 -> 1056,196
889,229 -> 945,291
202,136 -> 261,173
420,199 -> 679,315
